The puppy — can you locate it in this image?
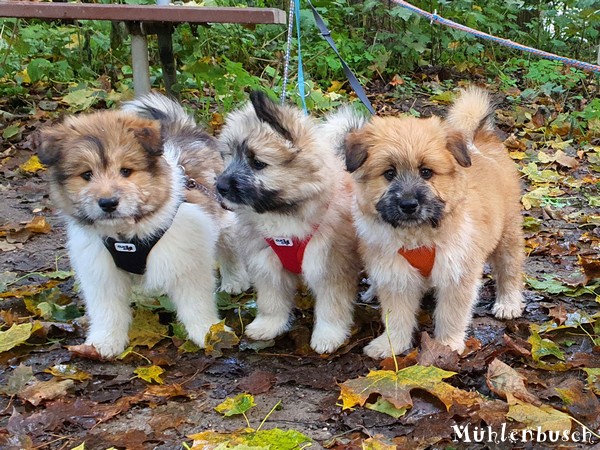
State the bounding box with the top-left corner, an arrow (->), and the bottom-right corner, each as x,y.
216,91 -> 364,354
36,93 -> 249,358
345,88 -> 524,358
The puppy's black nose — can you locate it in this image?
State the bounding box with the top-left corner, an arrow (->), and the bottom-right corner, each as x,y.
216,174 -> 233,197
98,197 -> 119,212
398,198 -> 419,214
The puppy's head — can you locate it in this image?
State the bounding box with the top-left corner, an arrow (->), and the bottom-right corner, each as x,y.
216,91 -> 332,214
345,115 -> 470,228
36,110 -> 173,227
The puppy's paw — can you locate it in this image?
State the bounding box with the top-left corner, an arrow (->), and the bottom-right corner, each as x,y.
364,334 -> 410,359
245,315 -> 290,341
185,323 -> 216,349
85,336 -> 128,359
310,324 -> 349,354
436,336 -> 465,354
492,297 -> 524,320
220,275 -> 251,295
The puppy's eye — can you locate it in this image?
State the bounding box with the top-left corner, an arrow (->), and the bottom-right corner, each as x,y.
383,168 -> 396,181
249,156 -> 267,171
120,168 -> 133,177
420,168 -> 433,180
81,171 -> 93,181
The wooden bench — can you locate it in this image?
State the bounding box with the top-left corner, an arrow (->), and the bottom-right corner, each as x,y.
0,1 -> 287,95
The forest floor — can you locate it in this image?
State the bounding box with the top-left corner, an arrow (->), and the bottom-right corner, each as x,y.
0,72 -> 599,450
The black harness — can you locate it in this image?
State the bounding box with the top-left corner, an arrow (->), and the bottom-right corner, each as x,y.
103,231 -> 167,275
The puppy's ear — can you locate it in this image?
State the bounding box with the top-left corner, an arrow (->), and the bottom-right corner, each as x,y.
35,127 -> 64,167
129,122 -> 163,156
345,130 -> 369,173
446,132 -> 471,168
249,90 -> 294,142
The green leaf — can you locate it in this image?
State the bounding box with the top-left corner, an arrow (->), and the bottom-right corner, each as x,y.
2,124 -> 22,140
27,58 -> 53,83
62,88 -> 104,111
189,428 -> 312,450
215,393 -> 256,417
528,329 -> 565,361
366,397 -> 408,418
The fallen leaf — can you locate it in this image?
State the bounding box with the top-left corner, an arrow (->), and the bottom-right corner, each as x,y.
486,358 -> 540,405
552,378 -> 600,423
189,428 -> 312,450
380,348 -> 418,371
238,370 -> 276,395
362,435 -> 397,449
215,393 -> 256,417
339,365 -> 474,413
583,368 -> 600,396
18,378 -> 75,406
0,322 -> 35,353
365,396 -> 408,418
204,320 -> 239,357
528,329 -> 565,361
133,365 -> 165,384
19,155 -> 46,173
25,215 -> 51,234
416,332 -> 460,371
555,150 -> 579,169
506,395 -> 572,433
128,308 -> 168,349
0,364 -> 35,395
45,364 -> 92,381
66,343 -> 104,360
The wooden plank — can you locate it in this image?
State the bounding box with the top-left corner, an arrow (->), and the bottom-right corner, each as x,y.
0,2 -> 287,25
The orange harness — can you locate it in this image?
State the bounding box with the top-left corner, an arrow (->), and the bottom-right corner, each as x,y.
398,246 -> 436,277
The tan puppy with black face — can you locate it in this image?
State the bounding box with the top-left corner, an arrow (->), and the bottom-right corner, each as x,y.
216,91 -> 364,354
346,88 -> 524,358
36,94 -> 249,358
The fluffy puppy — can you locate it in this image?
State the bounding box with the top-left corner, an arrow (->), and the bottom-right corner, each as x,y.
216,91 -> 364,354
36,93 -> 249,358
346,88 -> 524,358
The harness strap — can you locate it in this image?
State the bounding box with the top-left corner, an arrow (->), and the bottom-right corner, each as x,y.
265,234 -> 313,275
104,231 -> 166,275
398,246 -> 436,277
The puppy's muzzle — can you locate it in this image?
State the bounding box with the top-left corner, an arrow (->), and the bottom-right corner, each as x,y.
398,197 -> 419,215
216,174 -> 236,198
98,197 -> 119,213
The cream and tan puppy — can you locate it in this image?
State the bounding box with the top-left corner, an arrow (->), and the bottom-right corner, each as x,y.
346,88 -> 524,358
216,91 -> 364,354
36,93 -> 248,358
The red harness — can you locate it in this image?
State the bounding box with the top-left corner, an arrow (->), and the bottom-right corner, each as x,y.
265,234 -> 314,275
398,246 -> 436,277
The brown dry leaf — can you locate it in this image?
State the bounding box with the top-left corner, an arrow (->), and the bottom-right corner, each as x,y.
503,334 -> 532,358
143,383 -> 191,400
66,343 -> 105,360
553,379 -> 600,424
380,348 -> 418,371
362,435 -> 397,449
237,370 -> 276,395
486,358 -> 540,405
579,256 -> 600,284
416,332 -> 460,371
18,378 -> 75,406
554,150 -> 579,169
24,215 -> 51,234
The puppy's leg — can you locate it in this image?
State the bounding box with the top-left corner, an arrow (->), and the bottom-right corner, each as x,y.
364,283 -> 422,359
166,270 -> 220,348
434,273 -> 481,353
305,274 -> 357,354
245,250 -> 297,341
69,233 -> 133,358
490,224 -> 524,319
216,216 -> 251,294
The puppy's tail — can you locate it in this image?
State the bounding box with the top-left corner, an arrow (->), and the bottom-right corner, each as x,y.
320,105 -> 369,159
446,87 -> 495,139
122,92 -> 201,137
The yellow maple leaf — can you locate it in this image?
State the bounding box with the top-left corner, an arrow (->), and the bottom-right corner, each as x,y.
128,308 -> 168,349
204,320 -> 239,357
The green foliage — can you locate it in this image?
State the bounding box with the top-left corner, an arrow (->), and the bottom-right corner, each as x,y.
0,0 -> 597,117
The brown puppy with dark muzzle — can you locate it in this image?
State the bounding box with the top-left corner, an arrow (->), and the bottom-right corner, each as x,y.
346,88 -> 524,358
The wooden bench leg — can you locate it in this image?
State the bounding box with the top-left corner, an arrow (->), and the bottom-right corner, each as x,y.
129,23 -> 151,96
156,24 -> 178,99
